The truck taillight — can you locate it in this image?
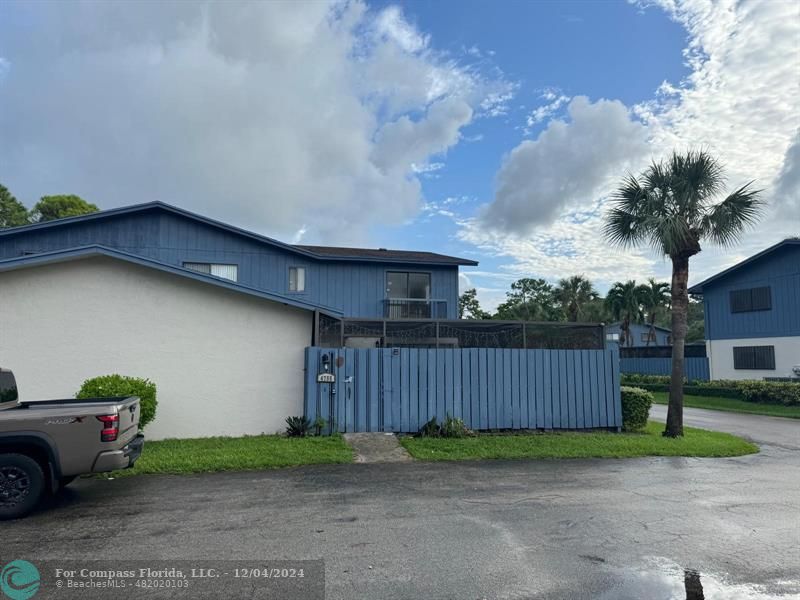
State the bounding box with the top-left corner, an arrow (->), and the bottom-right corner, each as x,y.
96,414 -> 119,442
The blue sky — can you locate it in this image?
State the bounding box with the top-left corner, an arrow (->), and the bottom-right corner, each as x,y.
1,0 -> 798,310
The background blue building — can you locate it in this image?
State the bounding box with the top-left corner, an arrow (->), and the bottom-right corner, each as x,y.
689,238 -> 800,380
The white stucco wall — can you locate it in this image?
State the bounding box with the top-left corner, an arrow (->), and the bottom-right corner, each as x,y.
707,336 -> 800,380
0,257 -> 312,439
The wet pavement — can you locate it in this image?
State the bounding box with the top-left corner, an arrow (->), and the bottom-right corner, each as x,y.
3,412 -> 800,598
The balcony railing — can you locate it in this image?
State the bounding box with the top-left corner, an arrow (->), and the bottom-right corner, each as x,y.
382,298 -> 448,319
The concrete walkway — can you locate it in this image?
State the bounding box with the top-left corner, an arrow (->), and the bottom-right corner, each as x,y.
343,432 -> 413,463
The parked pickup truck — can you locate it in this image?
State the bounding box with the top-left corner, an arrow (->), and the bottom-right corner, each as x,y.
0,367 -> 144,519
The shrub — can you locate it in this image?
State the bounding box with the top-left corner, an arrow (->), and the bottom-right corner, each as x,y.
77,374 -> 157,429
440,415 -> 470,438
621,374 -> 674,386
629,382 -> 743,399
737,381 -> 800,406
620,386 -> 653,432
312,416 -> 328,436
285,416 -> 311,437
419,417 -> 440,437
417,415 -> 471,438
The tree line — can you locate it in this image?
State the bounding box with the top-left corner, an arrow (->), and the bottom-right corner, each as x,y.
0,182 -> 99,228
459,276 -> 704,344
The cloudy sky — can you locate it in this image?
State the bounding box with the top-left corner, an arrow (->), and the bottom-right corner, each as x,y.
1,0 -> 798,310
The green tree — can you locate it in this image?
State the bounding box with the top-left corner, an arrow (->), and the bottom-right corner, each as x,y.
29,195 -> 99,222
605,280 -> 643,347
605,150 -> 763,437
495,278 -> 558,321
554,275 -> 598,322
638,278 -> 671,346
685,299 -> 705,343
0,184 -> 29,229
458,288 -> 490,319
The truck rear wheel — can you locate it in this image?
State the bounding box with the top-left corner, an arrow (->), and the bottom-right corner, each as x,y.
0,453 -> 45,520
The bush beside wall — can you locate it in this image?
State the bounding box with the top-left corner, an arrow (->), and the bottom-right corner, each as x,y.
77,374 -> 158,429
620,386 -> 653,432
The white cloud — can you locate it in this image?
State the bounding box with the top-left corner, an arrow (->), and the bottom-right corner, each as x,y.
0,0 -> 509,244
773,131 -> 800,218
480,96 -> 650,234
524,93 -> 570,132
635,0 -> 800,222
374,5 -> 429,53
463,0 -> 799,306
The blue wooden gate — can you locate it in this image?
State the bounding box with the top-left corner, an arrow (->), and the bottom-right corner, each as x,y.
304,347 -> 621,433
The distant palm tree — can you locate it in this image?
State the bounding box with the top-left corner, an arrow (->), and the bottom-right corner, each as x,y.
604,150 -> 763,437
605,280 -> 643,347
638,278 -> 671,346
554,275 -> 598,322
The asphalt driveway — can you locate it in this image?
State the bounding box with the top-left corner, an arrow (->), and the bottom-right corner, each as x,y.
650,403 -> 800,449
3,414 -> 799,599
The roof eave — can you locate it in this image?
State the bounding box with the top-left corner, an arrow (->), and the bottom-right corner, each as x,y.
0,245 -> 342,316
0,200 -> 479,266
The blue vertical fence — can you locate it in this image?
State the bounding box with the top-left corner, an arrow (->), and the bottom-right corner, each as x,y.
620,357 -> 709,381
304,347 -> 621,433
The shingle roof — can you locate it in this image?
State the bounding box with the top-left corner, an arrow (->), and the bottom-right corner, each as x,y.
293,245 -> 478,266
688,238 -> 800,294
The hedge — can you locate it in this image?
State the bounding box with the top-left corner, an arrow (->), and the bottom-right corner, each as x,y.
620,386 -> 653,432
621,375 -> 800,406
77,374 -> 158,429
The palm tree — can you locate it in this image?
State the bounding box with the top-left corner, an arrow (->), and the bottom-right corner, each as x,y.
638,278 -> 671,346
604,150 -> 763,437
605,280 -> 643,347
554,275 -> 598,322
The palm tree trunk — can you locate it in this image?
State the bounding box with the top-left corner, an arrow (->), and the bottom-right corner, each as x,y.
665,255 -> 689,437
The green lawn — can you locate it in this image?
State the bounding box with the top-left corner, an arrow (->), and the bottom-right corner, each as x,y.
400,421 -> 757,461
103,434 -> 354,477
652,392 -> 800,419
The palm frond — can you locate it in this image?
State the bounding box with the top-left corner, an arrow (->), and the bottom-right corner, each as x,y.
700,182 -> 765,247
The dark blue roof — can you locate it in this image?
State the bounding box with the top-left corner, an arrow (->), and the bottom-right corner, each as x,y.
0,244 -> 342,315
689,238 -> 800,294
0,201 -> 478,266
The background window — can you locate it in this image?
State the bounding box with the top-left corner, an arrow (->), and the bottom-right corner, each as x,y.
640,331 -> 656,343
183,262 -> 238,282
733,346 -> 775,370
730,286 -> 771,313
289,267 -> 306,292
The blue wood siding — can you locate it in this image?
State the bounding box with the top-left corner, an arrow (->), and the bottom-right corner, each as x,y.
701,245 -> 800,340
304,347 -> 622,433
0,210 -> 460,318
605,323 -> 671,350
620,357 -> 710,381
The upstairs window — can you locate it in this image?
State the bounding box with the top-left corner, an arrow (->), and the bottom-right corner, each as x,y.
289,267 -> 306,292
640,331 -> 657,343
733,346 -> 775,370
730,286 -> 771,313
386,272 -> 431,299
183,262 -> 238,282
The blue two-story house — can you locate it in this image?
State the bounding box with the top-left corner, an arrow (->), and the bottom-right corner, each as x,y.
0,202 -> 476,439
689,238 -> 800,381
